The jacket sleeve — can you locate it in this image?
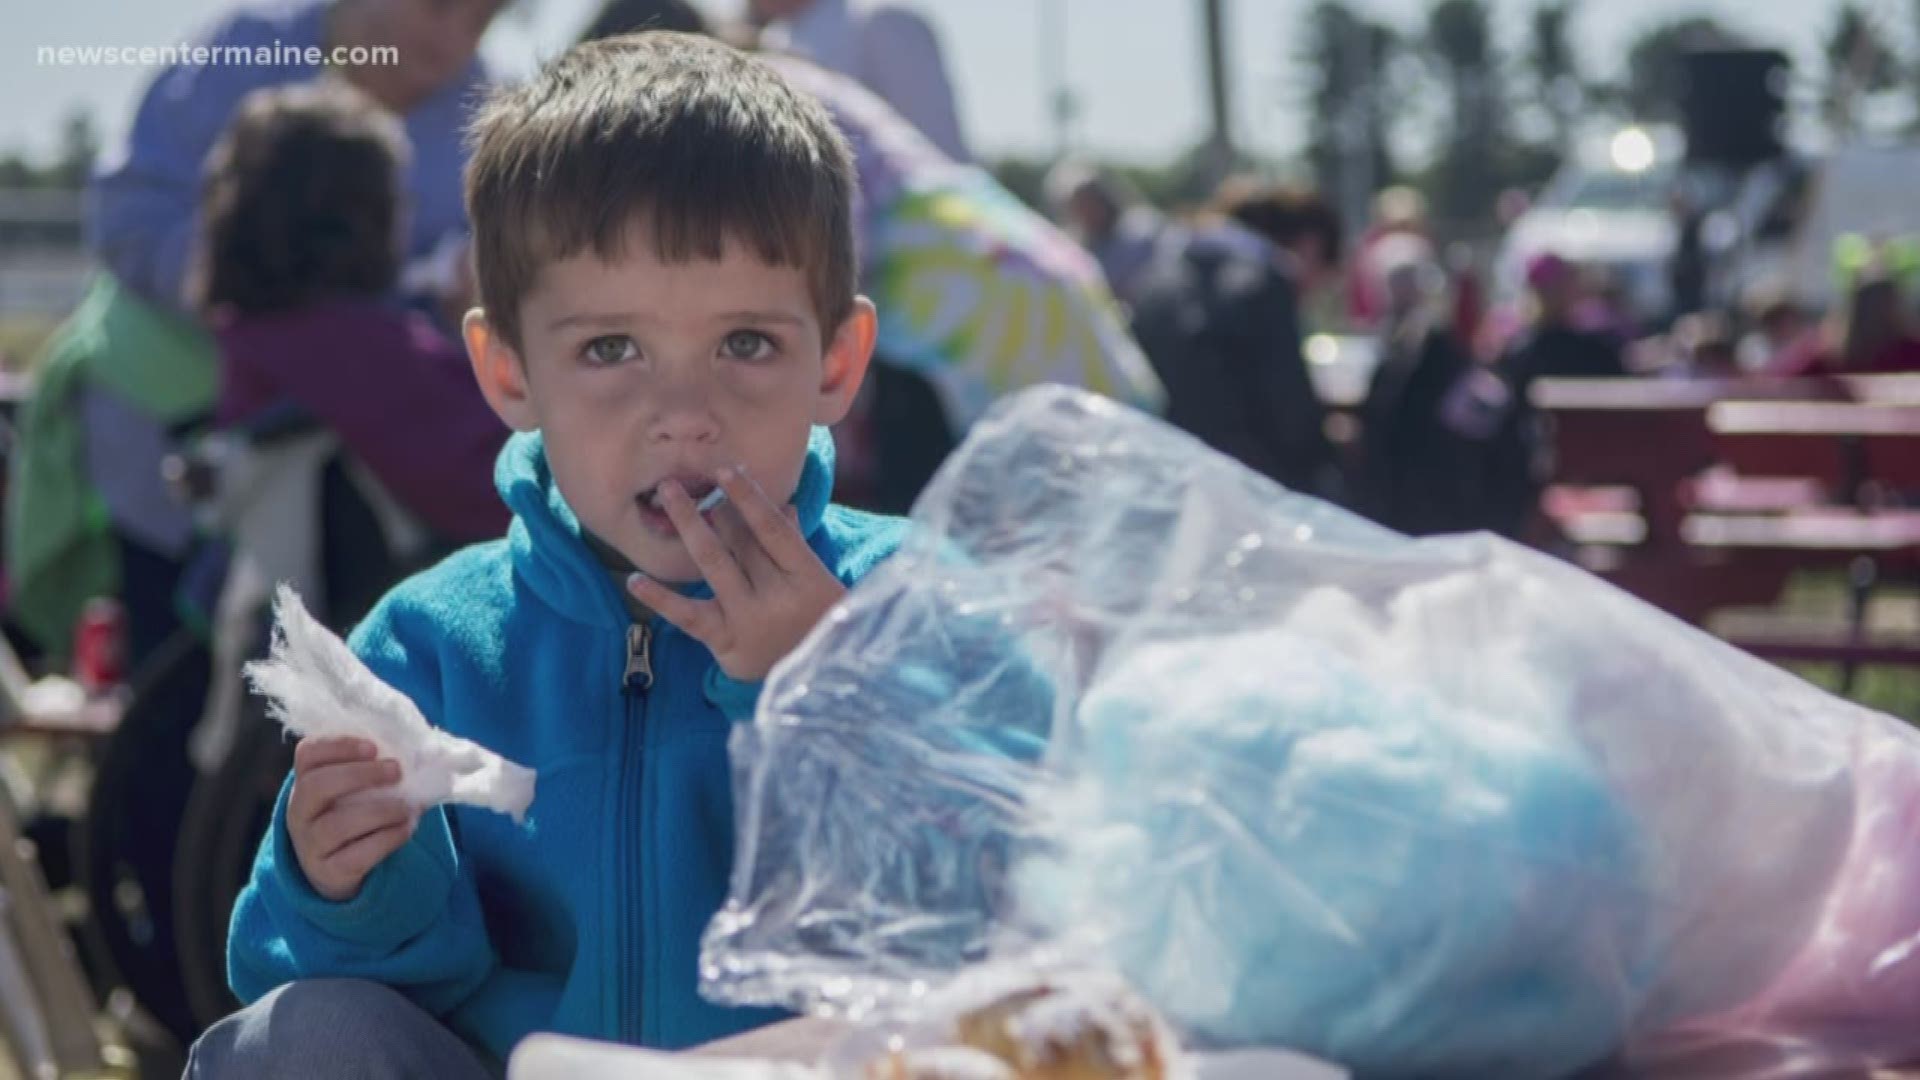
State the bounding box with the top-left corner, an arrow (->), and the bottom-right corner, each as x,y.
87,15 -> 276,309
225,592 -> 500,1019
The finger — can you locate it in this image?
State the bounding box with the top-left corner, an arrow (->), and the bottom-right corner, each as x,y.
658,480 -> 753,604
294,736 -> 376,775
716,466 -> 812,574
627,573 -> 728,646
294,759 -> 402,821
711,501 -> 776,586
325,820 -> 415,886
313,796 -> 414,860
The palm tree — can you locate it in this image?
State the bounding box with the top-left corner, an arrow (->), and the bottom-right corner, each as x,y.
1301,0 -> 1398,214
1528,1 -> 1581,153
53,112 -> 98,191
1426,0 -> 1505,223
1825,3 -> 1898,138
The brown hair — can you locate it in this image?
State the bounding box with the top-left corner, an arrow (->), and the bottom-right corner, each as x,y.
463,32 -> 856,348
191,81 -> 408,315
1214,180 -> 1345,266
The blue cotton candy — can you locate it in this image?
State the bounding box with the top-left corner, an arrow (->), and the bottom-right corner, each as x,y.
708,388 -> 1896,1077
1017,628 -> 1652,1079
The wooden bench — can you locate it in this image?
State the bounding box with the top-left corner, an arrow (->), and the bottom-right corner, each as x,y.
1684,506 -> 1920,549
1535,377 -> 1843,545
1685,426 -> 1920,686
1842,372 -> 1920,406
1682,470 -> 1830,515
1532,377 -> 1847,621
1708,401 -> 1920,500
1716,626 -> 1920,668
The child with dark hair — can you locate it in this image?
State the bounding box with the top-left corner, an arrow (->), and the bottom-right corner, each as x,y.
193,81 -> 508,543
189,35 -> 909,1076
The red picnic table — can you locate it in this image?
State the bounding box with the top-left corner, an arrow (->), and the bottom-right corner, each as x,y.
1531,377 -> 1846,621
1534,377 -> 1844,545
1841,372 -> 1920,406
1707,400 -> 1920,499
1695,401 -> 1920,683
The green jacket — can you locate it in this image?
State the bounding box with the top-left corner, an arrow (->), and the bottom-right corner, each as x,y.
5,274 -> 216,654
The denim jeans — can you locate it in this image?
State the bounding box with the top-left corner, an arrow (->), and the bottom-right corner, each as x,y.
184,979 -> 498,1079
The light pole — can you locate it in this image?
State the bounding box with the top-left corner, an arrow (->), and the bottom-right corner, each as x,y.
1338,13 -> 1375,233
1201,0 -> 1236,185
1042,0 -> 1074,160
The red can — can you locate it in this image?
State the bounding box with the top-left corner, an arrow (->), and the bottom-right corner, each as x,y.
72,597 -> 127,694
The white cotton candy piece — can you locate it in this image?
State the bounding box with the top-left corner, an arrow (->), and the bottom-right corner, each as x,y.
245,584 -> 537,822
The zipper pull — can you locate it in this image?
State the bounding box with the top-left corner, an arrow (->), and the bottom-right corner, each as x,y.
623,622 -> 654,694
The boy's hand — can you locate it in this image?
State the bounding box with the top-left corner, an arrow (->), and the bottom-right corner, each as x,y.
288,737 -> 416,902
627,465 -> 846,683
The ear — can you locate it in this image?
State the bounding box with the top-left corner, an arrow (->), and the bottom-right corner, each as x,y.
463,308 -> 539,433
813,295 -> 878,427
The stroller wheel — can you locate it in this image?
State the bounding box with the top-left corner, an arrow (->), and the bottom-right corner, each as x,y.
71,629 -> 211,1048
175,694 -> 291,1030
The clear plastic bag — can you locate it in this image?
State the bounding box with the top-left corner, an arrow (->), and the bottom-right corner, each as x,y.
702,387 -> 1920,1077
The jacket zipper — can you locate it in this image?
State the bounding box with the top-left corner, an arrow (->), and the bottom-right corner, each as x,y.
624,622 -> 655,692
619,621 -> 654,1042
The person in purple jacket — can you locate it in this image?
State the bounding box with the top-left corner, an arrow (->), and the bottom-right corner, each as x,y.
191,81 -> 509,543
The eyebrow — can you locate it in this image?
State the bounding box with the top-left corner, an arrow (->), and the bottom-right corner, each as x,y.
545,309 -> 812,334
712,309 -> 810,328
546,311 -> 634,334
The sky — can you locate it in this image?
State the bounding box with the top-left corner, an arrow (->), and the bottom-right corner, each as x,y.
0,0 -> 1866,167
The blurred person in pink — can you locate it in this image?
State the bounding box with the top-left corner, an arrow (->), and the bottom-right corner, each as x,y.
1346,186 -> 1429,329
1769,275 -> 1920,378
1498,253 -> 1628,390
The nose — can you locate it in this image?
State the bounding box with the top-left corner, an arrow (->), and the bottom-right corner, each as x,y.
646,376 -> 721,447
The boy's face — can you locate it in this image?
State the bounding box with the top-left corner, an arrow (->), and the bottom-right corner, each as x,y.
464,217 -> 875,583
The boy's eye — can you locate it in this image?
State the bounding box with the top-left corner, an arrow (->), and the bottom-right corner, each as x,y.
721,330 -> 775,362
582,335 -> 638,366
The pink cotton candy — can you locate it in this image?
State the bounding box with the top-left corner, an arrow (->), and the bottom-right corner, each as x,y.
1761,730 -> 1920,1025
1622,724 -> 1920,1077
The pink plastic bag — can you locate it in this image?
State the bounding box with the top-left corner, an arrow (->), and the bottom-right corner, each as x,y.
1624,722 -> 1920,1076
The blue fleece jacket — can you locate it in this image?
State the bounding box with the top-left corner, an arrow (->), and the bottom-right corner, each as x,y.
226,426 -> 908,1062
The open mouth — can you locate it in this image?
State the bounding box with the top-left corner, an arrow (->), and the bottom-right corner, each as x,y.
635,477 -> 726,534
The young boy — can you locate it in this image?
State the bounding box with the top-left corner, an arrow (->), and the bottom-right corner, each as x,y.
188,33 -> 904,1077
